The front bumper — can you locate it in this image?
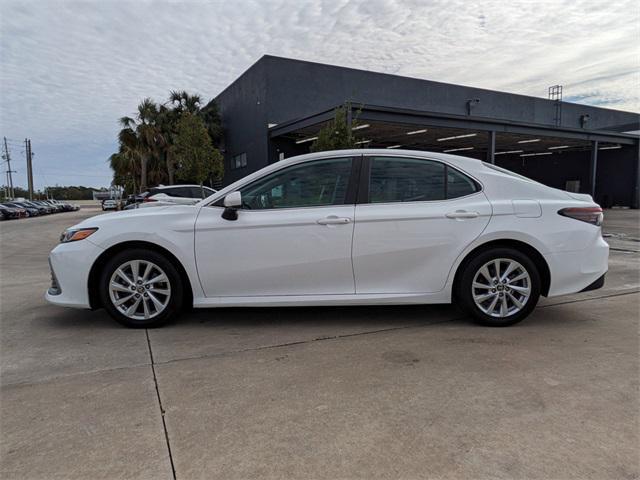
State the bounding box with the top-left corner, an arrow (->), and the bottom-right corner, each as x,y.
45,239 -> 105,309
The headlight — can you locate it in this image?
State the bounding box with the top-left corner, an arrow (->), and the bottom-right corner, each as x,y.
60,227 -> 98,243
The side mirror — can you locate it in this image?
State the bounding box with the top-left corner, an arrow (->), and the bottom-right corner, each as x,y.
223,191 -> 242,208
221,191 -> 241,221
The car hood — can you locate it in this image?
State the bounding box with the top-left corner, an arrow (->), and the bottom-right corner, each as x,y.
71,204 -> 198,230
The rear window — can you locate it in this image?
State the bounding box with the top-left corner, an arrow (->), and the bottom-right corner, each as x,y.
447,167 -> 480,199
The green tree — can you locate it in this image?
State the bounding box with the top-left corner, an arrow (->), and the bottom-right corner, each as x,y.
109,92 -> 223,192
172,113 -> 223,196
310,103 -> 361,152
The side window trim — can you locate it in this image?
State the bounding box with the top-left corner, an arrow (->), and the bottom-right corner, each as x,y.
359,155 -> 482,205
213,156 -> 362,210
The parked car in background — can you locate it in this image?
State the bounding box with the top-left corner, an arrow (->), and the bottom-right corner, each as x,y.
22,200 -> 53,215
0,199 -> 76,219
28,201 -> 54,214
4,202 -> 40,217
0,203 -> 28,218
44,200 -> 66,213
50,199 -> 80,211
46,149 -> 608,329
135,185 -> 217,208
102,199 -> 118,211
125,193 -> 149,207
0,204 -> 24,220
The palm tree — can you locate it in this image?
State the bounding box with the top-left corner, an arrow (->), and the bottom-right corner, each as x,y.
118,98 -> 163,192
156,105 -> 177,185
169,90 -> 202,114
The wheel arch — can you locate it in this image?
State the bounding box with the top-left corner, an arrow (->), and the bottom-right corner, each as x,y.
452,239 -> 551,298
88,240 -> 193,310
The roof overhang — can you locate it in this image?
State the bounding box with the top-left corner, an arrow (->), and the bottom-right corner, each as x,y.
269,104 -> 639,146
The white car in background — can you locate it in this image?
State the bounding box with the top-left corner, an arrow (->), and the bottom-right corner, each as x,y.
137,184 -> 217,208
46,149 -> 608,328
101,199 -> 118,211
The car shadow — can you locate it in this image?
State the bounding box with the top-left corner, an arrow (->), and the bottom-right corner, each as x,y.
44,302 -> 470,331
171,303 -> 469,330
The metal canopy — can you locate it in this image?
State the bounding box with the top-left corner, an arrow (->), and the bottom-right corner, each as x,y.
273,119 -> 624,159
269,104 -> 639,148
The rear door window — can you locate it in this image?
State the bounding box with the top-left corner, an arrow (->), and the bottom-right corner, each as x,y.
369,157 -> 445,203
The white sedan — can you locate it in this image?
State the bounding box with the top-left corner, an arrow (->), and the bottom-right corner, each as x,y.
138,184 -> 217,208
46,149 -> 608,328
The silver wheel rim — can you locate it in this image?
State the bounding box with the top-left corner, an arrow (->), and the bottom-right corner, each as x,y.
109,260 -> 171,321
471,258 -> 531,318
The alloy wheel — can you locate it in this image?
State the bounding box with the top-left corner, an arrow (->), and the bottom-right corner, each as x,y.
108,260 -> 171,321
471,258 -> 531,318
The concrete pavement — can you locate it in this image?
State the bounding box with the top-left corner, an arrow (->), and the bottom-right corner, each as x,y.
1,209 -> 638,479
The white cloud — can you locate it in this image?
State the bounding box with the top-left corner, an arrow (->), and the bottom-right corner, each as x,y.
1,0 -> 638,188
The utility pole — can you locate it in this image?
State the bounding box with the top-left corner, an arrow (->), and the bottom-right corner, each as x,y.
3,137 -> 15,199
25,138 -> 34,200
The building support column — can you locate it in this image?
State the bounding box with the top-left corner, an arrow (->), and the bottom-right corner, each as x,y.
487,131 -> 496,164
633,143 -> 640,209
589,140 -> 598,198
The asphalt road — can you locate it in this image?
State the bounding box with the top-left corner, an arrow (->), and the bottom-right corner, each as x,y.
1,207 -> 638,479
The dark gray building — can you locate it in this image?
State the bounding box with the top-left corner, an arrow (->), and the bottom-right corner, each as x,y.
212,55 -> 640,207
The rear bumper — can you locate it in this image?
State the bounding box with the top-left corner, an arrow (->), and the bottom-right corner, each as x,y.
544,234 -> 609,297
579,273 -> 606,293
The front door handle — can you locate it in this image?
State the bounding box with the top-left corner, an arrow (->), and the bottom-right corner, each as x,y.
317,215 -> 352,225
446,210 -> 479,219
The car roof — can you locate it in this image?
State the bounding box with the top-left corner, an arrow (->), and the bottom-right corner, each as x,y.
198,149 -> 487,207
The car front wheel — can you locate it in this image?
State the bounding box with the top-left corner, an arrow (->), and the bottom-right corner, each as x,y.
458,248 -> 540,327
99,249 -> 183,328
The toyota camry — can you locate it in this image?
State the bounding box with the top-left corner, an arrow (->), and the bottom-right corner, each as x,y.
46,149 -> 608,328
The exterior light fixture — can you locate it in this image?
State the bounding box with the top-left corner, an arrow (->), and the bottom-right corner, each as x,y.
517,139 -> 541,144
466,98 -> 480,115
352,124 -> 370,131
599,145 -> 622,150
444,147 -> 474,153
406,129 -> 428,135
520,152 -> 552,157
355,139 -> 371,145
548,145 -> 570,150
295,136 -> 318,144
386,145 -> 402,149
494,150 -> 524,155
580,114 -> 590,128
437,133 -> 477,141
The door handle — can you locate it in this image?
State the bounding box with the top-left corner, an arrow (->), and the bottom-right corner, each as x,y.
446,210 -> 479,219
317,215 -> 352,225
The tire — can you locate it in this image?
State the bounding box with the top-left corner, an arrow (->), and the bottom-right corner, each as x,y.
457,247 -> 540,327
99,249 -> 183,328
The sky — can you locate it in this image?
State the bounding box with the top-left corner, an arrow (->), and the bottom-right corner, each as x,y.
1,0 -> 639,190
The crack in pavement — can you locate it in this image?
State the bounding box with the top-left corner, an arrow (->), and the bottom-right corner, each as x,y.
145,329 -> 177,480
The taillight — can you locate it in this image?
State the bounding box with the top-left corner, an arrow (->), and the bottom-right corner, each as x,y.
143,197 -> 157,202
558,207 -> 603,226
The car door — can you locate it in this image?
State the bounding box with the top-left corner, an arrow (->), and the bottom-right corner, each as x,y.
352,155 -> 491,294
195,156 -> 360,297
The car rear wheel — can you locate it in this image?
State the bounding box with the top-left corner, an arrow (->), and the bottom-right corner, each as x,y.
99,249 -> 182,328
458,248 -> 540,327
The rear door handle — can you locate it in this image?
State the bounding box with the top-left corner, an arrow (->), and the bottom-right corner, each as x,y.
317,215 -> 352,225
446,210 -> 479,219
